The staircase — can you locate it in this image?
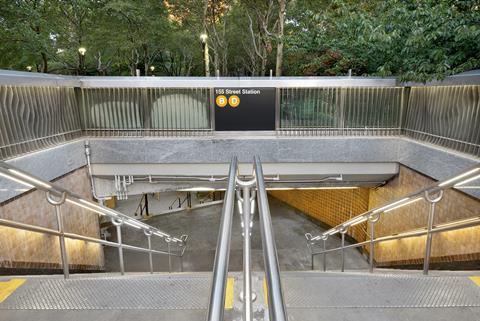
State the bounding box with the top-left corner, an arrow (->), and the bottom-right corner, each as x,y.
1,271 -> 480,321
1,159 -> 480,321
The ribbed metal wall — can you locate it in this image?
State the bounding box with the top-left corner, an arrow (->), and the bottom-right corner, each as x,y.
79,88 -> 211,136
403,86 -> 480,156
1,84 -> 479,159
279,87 -> 405,135
0,86 -> 82,159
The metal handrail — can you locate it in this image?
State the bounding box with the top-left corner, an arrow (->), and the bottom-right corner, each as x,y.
254,156 -> 288,321
206,157 -> 237,321
236,176 -> 257,321
306,165 -> 480,274
0,160 -> 188,277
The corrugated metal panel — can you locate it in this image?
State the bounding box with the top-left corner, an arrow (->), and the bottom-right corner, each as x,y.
0,86 -> 82,159
403,86 -> 480,156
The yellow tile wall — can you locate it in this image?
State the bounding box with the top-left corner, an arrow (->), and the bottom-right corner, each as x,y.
268,188 -> 370,242
369,165 -> 480,266
0,167 -> 104,271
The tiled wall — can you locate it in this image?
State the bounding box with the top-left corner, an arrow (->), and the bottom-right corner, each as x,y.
0,167 -> 104,271
369,165 -> 480,267
269,165 -> 480,268
268,188 -> 370,242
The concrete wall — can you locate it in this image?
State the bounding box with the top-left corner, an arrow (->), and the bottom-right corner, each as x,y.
268,188 -> 370,242
370,166 -> 480,268
87,136 -> 479,198
0,167 -> 104,272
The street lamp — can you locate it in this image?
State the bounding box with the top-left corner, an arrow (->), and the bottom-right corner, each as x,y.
26,66 -> 32,72
200,33 -> 210,77
149,65 -> 155,76
78,47 -> 86,75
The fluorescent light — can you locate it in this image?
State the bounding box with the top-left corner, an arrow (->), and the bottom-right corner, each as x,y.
179,187 -> 215,192
384,197 -> 422,213
8,169 -> 52,189
372,197 -> 410,214
0,188 -> 29,192
266,186 -> 359,191
454,174 -> 480,187
455,186 -> 480,189
266,187 -> 292,190
439,168 -> 480,187
437,216 -> 480,229
0,172 -> 34,188
66,198 -> 106,216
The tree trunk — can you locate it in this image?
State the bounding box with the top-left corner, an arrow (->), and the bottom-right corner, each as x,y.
41,52 -> 48,73
143,44 -> 149,76
275,0 -> 286,77
261,46 -> 267,76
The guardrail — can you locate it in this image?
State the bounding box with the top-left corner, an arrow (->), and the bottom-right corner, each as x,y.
0,160 -> 188,278
206,157 -> 237,321
1,71 -> 479,160
206,156 -> 288,321
0,86 -> 82,159
254,156 -> 288,321
305,166 -> 480,275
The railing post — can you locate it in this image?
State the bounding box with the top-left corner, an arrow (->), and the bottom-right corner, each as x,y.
46,191 -> 68,279
112,218 -> 125,275
241,185 -> 254,321
323,237 -> 327,272
340,228 -> 347,272
144,230 -> 154,274
368,213 -> 380,274
180,235 -> 188,273
167,238 -> 172,273
423,190 -> 443,275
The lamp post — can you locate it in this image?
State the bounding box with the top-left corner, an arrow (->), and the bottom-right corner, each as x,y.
78,47 -> 86,75
200,33 -> 210,77
149,65 -> 155,76
26,66 -> 32,72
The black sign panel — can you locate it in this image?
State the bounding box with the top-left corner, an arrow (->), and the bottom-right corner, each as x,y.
214,88 -> 275,131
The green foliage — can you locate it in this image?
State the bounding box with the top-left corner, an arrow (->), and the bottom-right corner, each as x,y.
284,0 -> 480,81
0,0 -> 478,80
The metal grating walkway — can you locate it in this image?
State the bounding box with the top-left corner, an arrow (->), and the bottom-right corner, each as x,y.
283,273 -> 480,308
0,274 -> 210,310
1,272 -> 480,312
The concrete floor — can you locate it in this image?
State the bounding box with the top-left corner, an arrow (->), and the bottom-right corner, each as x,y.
105,196 -> 369,273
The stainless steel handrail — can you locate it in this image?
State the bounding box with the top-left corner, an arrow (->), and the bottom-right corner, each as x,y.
206,157 -> 237,321
0,217 -> 185,257
306,165 -> 480,274
0,161 -> 188,277
254,156 -> 288,321
236,176 -> 257,321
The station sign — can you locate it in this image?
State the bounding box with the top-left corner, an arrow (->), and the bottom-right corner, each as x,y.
214,88 -> 275,131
